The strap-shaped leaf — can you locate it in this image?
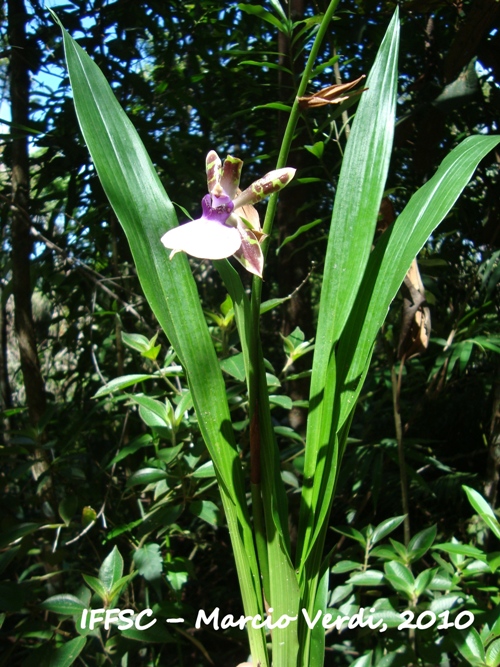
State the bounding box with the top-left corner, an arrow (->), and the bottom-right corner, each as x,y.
57,20 -> 231,485
297,8 -> 400,565
336,134 -> 500,429
54,16 -> 269,665
316,9 -> 400,345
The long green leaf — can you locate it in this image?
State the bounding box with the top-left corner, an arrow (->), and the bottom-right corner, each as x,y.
294,13 -> 400,665
335,135 -> 500,429
297,8 -> 400,566
58,21 -> 230,486
54,16 -> 268,665
308,555 -> 330,665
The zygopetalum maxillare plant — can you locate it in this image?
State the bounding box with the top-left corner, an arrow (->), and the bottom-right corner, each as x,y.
52,1 -> 499,665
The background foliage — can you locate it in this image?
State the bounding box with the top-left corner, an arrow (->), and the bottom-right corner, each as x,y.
1,0 -> 499,665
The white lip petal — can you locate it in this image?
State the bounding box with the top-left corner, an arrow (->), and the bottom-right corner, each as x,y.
161,219 -> 242,260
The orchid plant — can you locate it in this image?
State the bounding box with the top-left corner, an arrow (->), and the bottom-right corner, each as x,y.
53,2 -> 499,666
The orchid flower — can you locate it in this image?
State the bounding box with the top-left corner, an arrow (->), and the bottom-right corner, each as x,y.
161,151 -> 295,277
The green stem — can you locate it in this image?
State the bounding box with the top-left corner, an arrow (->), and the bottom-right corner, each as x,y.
392,362 -> 411,545
250,0 -> 343,549
218,6 -> 343,664
247,5 -> 343,665
261,0 -> 342,241
252,0 -> 342,313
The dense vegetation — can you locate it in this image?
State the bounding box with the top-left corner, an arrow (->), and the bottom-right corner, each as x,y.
1,1 -> 500,665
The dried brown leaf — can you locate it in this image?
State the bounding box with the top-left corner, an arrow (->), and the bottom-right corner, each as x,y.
298,75 -> 367,109
398,259 -> 431,360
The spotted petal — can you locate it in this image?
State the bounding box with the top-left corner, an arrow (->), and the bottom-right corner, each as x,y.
233,168 -> 296,208
161,218 -> 241,260
206,150 -> 222,193
220,155 -> 243,199
232,223 -> 265,278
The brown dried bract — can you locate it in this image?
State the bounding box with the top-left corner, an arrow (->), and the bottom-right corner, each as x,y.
298,75 -> 367,109
398,259 -> 431,361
